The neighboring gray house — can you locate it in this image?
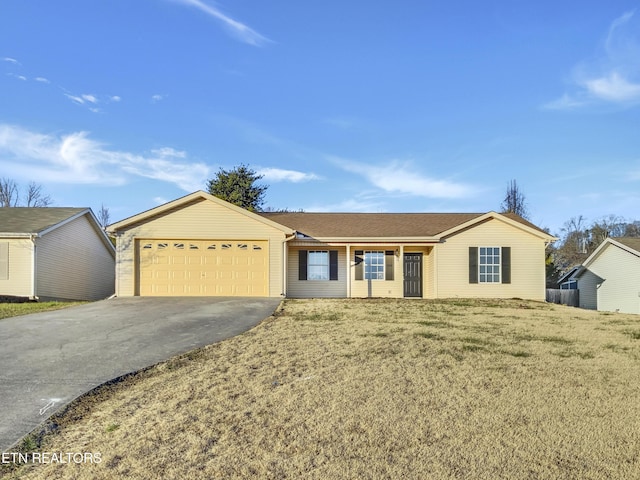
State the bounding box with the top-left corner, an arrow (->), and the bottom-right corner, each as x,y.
0,208 -> 115,301
573,237 -> 640,314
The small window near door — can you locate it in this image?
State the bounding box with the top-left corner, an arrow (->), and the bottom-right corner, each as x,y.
364,251 -> 385,280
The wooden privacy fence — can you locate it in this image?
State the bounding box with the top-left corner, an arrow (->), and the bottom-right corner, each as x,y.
546,289 -> 579,307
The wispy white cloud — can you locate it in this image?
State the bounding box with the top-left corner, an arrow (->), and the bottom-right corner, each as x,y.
258,167 -> 320,183
151,147 -> 187,158
151,94 -> 167,103
168,0 -> 271,46
582,71 -> 640,102
63,91 -> 121,113
542,93 -> 587,111
2,57 -> 20,65
34,76 -> 50,84
334,157 -> 475,199
0,124 -> 209,191
545,10 -> 640,109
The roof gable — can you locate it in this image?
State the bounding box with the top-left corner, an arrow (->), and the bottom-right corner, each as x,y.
108,191 -> 295,234
580,237 -> 640,272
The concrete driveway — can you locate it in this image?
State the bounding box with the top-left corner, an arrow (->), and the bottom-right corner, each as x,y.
0,297 -> 281,452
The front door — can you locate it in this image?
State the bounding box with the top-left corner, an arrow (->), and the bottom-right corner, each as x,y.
403,253 -> 423,297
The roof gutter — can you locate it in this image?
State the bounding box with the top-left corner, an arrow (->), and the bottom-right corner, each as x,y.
0,232 -> 36,238
293,236 -> 442,244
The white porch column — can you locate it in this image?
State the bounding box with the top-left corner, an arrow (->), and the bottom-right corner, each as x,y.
346,244 -> 351,298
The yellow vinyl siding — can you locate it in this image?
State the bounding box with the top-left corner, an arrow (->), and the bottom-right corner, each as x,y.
436,218 -> 546,301
116,198 -> 286,297
287,246 -> 347,298
36,214 -> 115,301
584,243 -> 640,314
350,247 -> 403,298
0,239 -> 33,297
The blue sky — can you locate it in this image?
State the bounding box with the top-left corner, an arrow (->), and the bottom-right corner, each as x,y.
1,1 -> 639,235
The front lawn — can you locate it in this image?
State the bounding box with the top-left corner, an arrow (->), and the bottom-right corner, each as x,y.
5,298 -> 640,479
0,301 -> 86,320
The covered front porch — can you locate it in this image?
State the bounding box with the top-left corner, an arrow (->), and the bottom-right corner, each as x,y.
285,242 -> 437,299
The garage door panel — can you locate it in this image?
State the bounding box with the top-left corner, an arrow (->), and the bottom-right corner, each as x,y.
137,240 -> 269,297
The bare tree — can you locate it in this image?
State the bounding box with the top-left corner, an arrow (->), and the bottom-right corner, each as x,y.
25,181 -> 53,207
589,215 -> 627,245
0,178 -> 19,207
500,179 -> 529,219
97,204 -> 111,229
0,178 -> 53,207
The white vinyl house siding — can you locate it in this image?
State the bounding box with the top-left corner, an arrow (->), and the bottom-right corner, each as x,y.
436,218 -> 547,301
0,239 -> 34,297
583,243 -> 640,314
576,269 -> 601,311
115,198 -> 287,297
287,245 -> 347,298
36,214 -> 115,301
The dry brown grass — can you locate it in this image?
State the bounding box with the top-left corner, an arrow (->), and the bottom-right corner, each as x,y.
4,298 -> 640,479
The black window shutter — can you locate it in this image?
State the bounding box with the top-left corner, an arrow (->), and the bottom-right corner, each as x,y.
469,247 -> 478,284
502,247 -> 511,284
298,250 -> 307,281
329,250 -> 338,281
354,250 -> 363,280
385,250 -> 394,281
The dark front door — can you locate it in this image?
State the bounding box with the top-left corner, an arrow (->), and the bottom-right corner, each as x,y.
403,253 -> 423,297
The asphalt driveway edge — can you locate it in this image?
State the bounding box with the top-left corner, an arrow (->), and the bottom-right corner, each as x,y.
1,297 -> 282,454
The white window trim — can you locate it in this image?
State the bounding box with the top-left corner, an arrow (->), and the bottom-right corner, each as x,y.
364,250 -> 385,281
478,246 -> 501,284
307,250 -> 330,281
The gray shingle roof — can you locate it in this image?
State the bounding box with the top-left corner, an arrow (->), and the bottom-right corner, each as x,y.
0,207 -> 88,234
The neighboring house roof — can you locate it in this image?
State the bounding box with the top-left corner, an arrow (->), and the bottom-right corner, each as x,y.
0,207 -> 89,235
557,265 -> 581,284
0,207 -> 115,255
573,237 -> 640,279
612,237 -> 640,254
260,211 -> 554,241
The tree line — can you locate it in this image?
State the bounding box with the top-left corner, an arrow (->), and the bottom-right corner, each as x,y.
498,179 -> 639,287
